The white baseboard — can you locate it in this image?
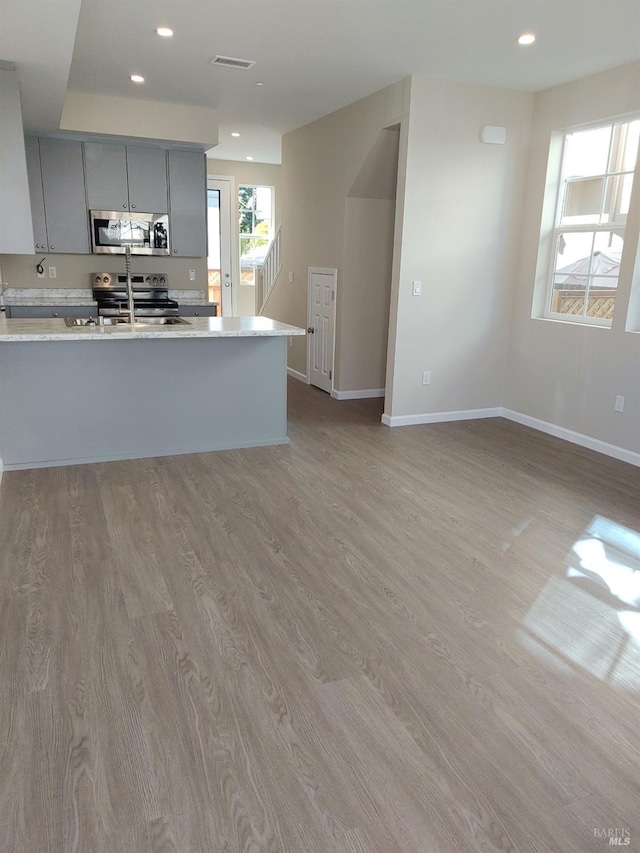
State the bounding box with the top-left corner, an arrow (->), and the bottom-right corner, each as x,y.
501,408 -> 640,468
331,388 -> 385,400
287,367 -> 309,384
381,407 -> 502,427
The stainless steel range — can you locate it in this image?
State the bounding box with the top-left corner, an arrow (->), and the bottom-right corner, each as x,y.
91,272 -> 179,319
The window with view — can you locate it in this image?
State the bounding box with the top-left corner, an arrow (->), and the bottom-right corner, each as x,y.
547,117 -> 640,325
239,185 -> 273,287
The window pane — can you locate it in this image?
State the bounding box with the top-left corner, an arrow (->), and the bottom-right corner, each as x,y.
238,186 -> 256,234
563,125 -> 611,179
586,290 -> 616,319
554,231 -> 595,274
622,120 -> 640,171
240,237 -> 270,286
254,187 -> 272,222
591,232 -> 623,287
562,177 -> 604,224
603,173 -> 635,220
585,234 -> 621,320
551,275 -> 587,316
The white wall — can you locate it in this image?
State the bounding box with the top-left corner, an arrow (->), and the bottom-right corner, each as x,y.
339,197 -> 396,391
338,127 -> 400,392
385,77 -> 533,420
0,68 -> 35,254
61,92 -> 218,147
504,62 -> 640,455
268,81 -> 410,378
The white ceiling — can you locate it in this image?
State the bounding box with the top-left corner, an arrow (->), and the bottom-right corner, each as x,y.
3,0 -> 640,164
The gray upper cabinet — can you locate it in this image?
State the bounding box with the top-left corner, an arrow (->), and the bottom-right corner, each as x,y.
85,142 -> 168,213
38,138 -> 90,254
24,135 -> 48,252
84,142 -> 129,211
168,150 -> 207,257
126,146 -> 168,213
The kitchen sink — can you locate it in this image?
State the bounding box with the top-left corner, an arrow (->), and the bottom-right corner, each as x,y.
64,316 -> 191,327
130,317 -> 192,326
64,317 -> 99,326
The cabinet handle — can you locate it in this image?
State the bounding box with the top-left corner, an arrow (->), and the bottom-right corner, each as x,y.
123,204 -> 128,209
131,204 -> 136,209
173,248 -> 178,254
49,245 -> 55,250
195,311 -> 199,316
53,312 -> 59,317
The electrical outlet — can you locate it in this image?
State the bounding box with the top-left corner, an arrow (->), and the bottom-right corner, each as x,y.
37,267 -> 45,279
288,336 -> 293,348
422,371 -> 431,386
615,395 -> 625,412
288,271 -> 294,283
412,280 -> 422,296
48,266 -> 56,278
189,269 -> 196,281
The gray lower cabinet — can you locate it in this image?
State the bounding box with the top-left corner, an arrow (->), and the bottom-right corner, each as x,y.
7,305 -> 95,319
178,305 -> 217,317
36,138 -> 90,254
168,150 -> 207,257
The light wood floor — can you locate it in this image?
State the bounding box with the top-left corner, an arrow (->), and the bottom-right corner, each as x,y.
1,380 -> 640,852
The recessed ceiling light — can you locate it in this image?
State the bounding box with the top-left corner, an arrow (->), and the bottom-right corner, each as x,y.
231,132 -> 240,137
156,27 -> 174,37
518,33 -> 536,45
130,74 -> 145,83
246,156 -> 254,161
255,81 -> 265,87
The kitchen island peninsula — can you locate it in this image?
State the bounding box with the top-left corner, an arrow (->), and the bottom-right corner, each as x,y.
0,316 -> 305,470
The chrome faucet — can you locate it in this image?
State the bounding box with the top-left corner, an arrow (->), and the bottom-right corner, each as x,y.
124,246 -> 135,324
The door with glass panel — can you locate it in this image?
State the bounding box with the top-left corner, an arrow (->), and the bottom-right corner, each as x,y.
207,178 -> 233,316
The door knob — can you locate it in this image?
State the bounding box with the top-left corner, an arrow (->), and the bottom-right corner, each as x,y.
307,327 -> 314,334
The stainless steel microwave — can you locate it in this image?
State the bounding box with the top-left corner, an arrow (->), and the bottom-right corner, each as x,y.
89,210 -> 170,255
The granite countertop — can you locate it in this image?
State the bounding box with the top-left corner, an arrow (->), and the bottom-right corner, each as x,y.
1,288 -> 97,306
0,316 -> 305,342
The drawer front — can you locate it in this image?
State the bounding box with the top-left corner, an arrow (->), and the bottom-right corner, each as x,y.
178,305 -> 217,317
8,305 -> 95,319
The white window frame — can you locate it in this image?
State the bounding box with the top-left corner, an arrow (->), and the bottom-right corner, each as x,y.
543,116 -> 640,328
238,184 -> 275,287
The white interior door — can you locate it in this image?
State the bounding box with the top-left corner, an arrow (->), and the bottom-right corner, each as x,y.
207,177 -> 234,316
307,268 -> 337,393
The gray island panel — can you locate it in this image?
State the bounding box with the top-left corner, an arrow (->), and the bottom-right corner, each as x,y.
0,334 -> 292,469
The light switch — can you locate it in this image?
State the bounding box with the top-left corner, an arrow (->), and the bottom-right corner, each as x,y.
48,266 -> 57,278
189,269 -> 196,281
412,280 -> 422,296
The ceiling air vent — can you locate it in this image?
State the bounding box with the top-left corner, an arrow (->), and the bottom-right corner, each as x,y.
211,55 -> 256,70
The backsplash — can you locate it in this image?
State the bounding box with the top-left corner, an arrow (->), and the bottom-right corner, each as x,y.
0,253 -> 207,292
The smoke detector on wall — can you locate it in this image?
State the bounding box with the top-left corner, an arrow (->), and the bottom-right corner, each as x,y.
210,55 -> 256,70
